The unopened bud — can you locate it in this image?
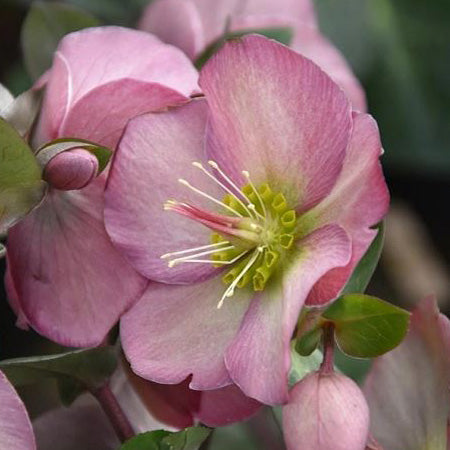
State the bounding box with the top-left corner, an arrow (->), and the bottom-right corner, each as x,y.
283,372 -> 370,450
43,148 -> 98,191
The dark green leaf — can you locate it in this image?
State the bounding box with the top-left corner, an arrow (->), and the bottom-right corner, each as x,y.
21,2 -> 100,79
195,27 -> 293,69
121,430 -> 170,450
0,346 -> 118,390
0,118 -> 46,234
56,377 -> 86,406
120,427 -> 211,450
342,222 -> 385,295
323,294 -> 410,358
162,427 -> 211,450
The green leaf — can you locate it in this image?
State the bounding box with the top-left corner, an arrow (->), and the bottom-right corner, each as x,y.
162,427 -> 211,450
323,294 -> 410,358
342,222 -> 385,295
121,430 -> 170,450
0,346 -> 118,390
56,377 -> 86,406
195,27 -> 293,69
21,2 -> 100,80
0,118 -> 46,234
120,427 -> 211,450
295,327 -> 323,356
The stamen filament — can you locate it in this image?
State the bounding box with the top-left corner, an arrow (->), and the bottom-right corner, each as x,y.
217,247 -> 263,309
161,241 -> 230,259
168,245 -> 235,267
208,161 -> 258,218
178,179 -> 243,217
193,162 -> 255,219
169,251 -> 248,267
242,170 -> 267,219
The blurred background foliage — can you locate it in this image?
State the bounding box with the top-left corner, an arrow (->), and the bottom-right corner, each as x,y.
0,1 -> 449,448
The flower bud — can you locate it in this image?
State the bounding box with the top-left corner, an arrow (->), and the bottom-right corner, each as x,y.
43,148 -> 99,191
283,372 -> 370,450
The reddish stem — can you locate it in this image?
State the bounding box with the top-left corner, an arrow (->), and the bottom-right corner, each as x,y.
320,323 -> 335,374
91,382 -> 135,443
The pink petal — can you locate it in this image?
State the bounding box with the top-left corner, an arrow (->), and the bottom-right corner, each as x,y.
105,99 -> 224,284
4,260 -> 29,330
196,383 -> 261,427
291,24 -> 367,111
225,225 -> 351,405
364,296 -> 450,450
305,112 -> 389,305
121,276 -> 252,390
283,372 -> 370,450
138,0 -> 205,59
129,373 -> 261,428
61,79 -> 188,149
7,181 -> 147,347
36,26 -> 198,144
200,34 -> 352,211
0,371 -> 36,450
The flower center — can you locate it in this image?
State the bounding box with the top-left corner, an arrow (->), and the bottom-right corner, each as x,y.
162,161 -> 299,308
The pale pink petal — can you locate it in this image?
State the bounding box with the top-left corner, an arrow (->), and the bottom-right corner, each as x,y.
225,225 -> 351,405
197,383 -> 261,427
138,0 -> 205,59
7,181 -> 147,347
291,24 -> 367,111
4,259 -> 29,330
305,112 -> 389,305
121,276 -> 252,390
283,372 -> 370,450
36,26 -> 198,144
364,296 -> 450,450
0,371 -> 36,450
61,79 -> 188,149
200,34 -> 352,212
105,99 -> 224,284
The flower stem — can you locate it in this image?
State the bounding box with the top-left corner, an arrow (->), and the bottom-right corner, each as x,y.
91,382 -> 135,443
320,323 -> 335,374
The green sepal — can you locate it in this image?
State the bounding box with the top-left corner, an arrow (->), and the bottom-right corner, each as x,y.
195,27 -> 293,69
56,377 -> 86,406
21,2 -> 100,80
323,294 -> 410,358
342,222 -> 385,295
0,346 -> 118,395
0,118 -> 46,234
120,427 -> 211,450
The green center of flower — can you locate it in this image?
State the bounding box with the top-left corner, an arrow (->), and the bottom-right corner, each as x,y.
162,161 -> 299,308
211,183 -> 297,297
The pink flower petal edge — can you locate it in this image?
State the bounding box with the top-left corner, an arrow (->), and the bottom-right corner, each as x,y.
0,371 -> 36,450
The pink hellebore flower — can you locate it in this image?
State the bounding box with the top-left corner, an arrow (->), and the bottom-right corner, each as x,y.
139,0 -> 367,110
364,296 -> 450,450
5,26 -> 199,346
0,370 -> 36,450
104,35 -> 389,405
283,372 -> 370,450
